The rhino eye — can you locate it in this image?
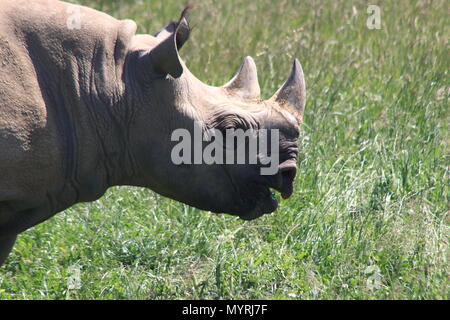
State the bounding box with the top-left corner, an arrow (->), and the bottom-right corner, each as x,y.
209,113 -> 253,133
284,126 -> 300,140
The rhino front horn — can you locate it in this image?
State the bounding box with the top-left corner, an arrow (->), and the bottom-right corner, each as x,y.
271,59 -> 306,117
140,17 -> 190,79
223,56 -> 261,100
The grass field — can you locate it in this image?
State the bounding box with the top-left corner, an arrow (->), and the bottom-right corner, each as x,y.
0,0 -> 448,299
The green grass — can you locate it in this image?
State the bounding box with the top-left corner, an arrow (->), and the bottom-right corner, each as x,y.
0,0 -> 448,299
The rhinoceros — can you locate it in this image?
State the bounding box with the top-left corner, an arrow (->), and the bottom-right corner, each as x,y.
0,0 -> 306,265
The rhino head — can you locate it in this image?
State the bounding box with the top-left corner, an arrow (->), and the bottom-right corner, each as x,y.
124,17 -> 306,220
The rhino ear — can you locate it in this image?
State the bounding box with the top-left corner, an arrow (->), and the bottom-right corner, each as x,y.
140,17 -> 190,78
155,5 -> 193,47
173,17 -> 190,50
223,56 -> 261,100
271,59 -> 306,117
155,21 -> 177,41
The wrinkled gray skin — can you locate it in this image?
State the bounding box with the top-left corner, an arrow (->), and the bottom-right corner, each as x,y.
0,0 -> 306,265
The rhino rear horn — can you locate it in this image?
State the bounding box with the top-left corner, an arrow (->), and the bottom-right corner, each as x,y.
271,59 -> 306,117
141,17 -> 190,78
223,56 -> 261,100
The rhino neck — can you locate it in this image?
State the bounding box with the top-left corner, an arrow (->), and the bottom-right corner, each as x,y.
57,51 -> 140,201
36,51 -> 138,202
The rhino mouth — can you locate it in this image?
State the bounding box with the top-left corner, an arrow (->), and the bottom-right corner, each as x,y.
238,185 -> 278,221
239,164 -> 297,220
